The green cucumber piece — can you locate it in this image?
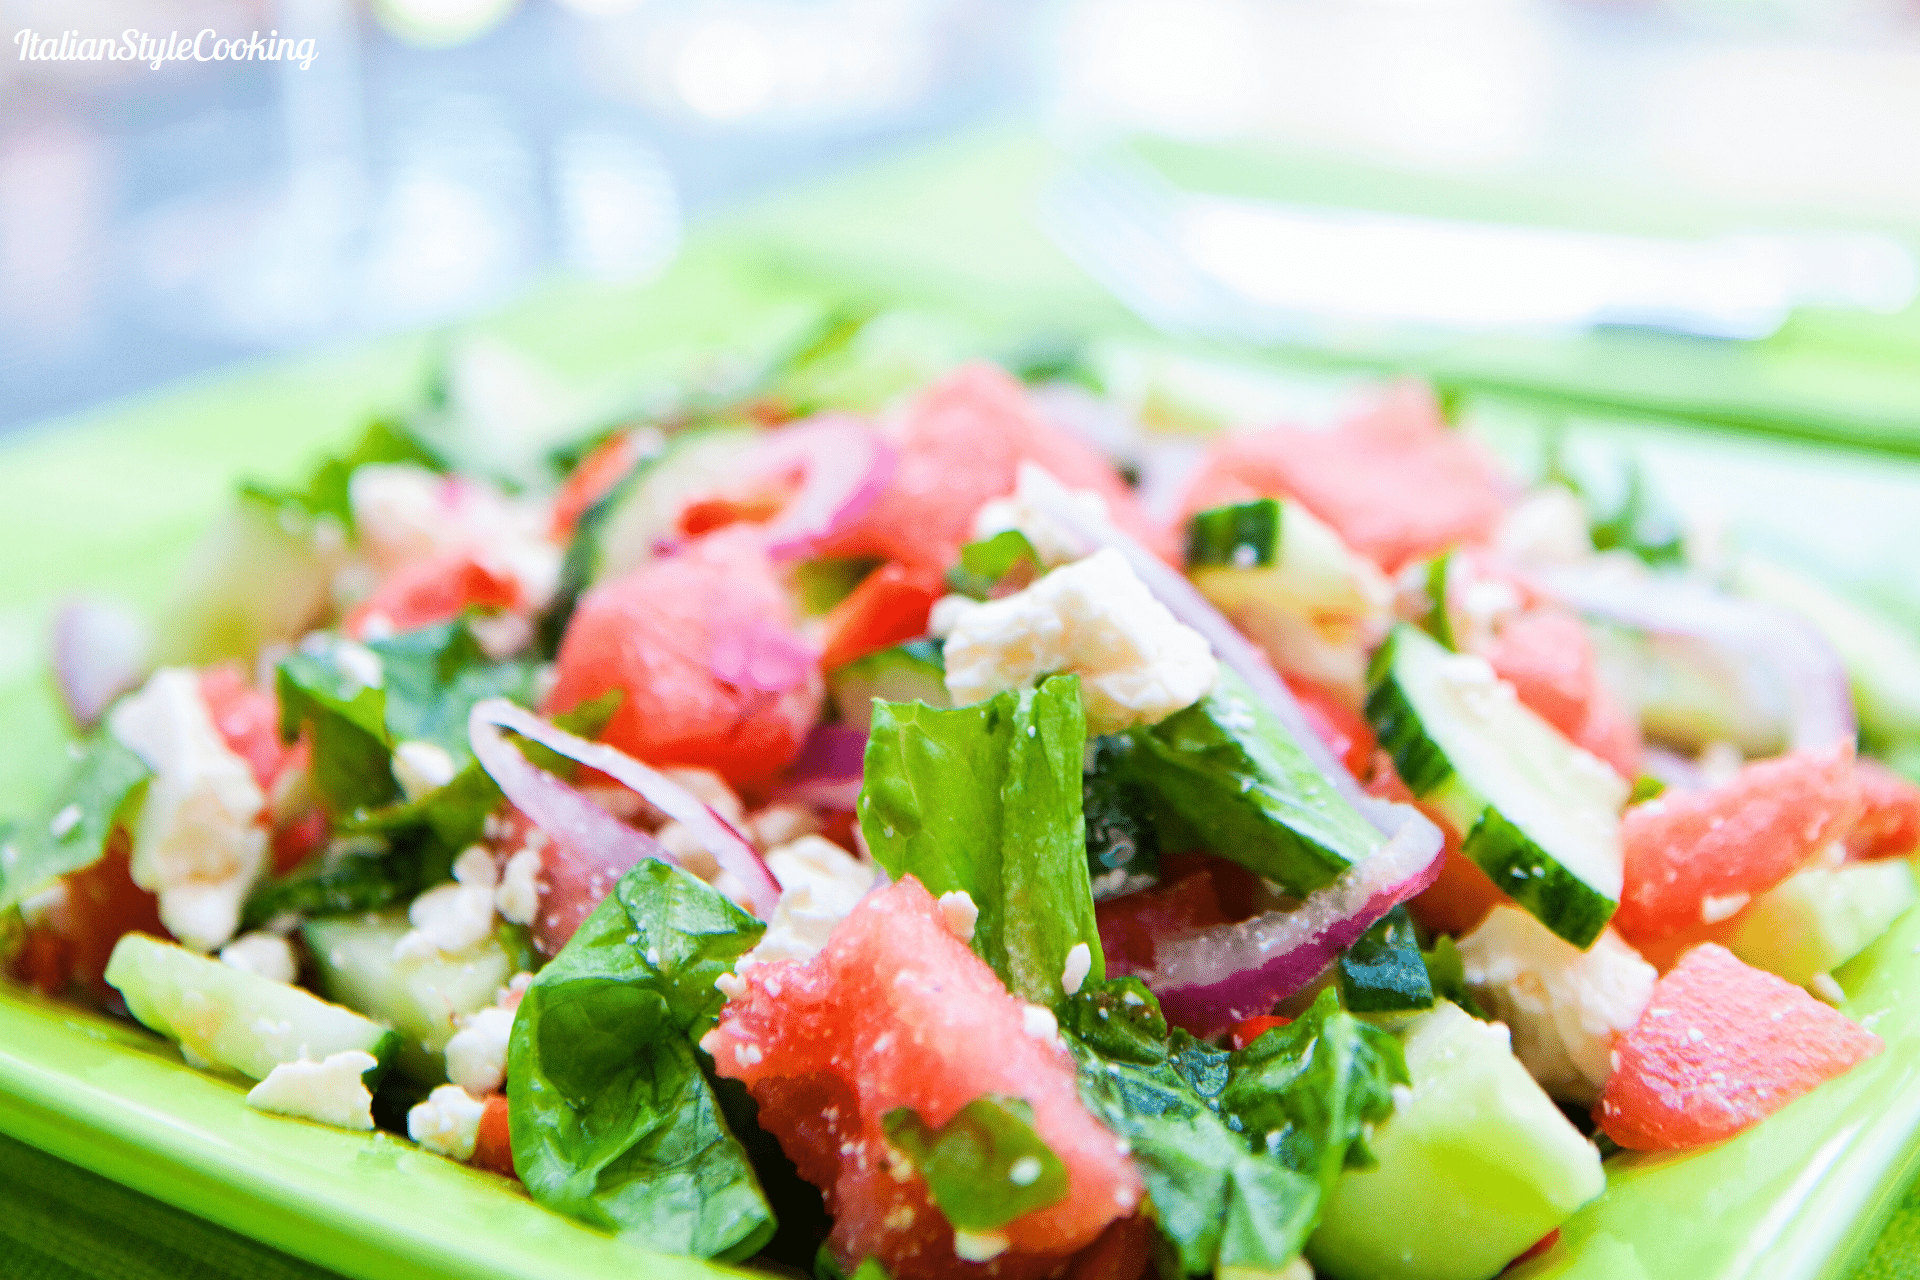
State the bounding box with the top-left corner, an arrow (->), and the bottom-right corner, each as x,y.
302,911 -> 522,1084
828,640 -> 949,733
592,425 -> 758,583
1367,624 -> 1626,948
1187,498 -> 1382,625
1729,860 -> 1919,987
1129,666 -> 1382,896
104,932 -> 396,1082
1307,1002 -> 1604,1280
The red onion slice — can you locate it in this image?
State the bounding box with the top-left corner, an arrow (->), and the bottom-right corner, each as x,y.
470,699 -> 782,918
772,723 -> 867,810
1145,815 -> 1446,1037
52,596 -> 152,729
1017,462 -> 1442,854
751,414 -> 895,560
470,706 -> 673,871
711,620 -> 816,693
1533,565 -> 1855,752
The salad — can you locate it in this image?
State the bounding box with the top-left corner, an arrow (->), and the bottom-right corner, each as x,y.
3,325 -> 1916,1280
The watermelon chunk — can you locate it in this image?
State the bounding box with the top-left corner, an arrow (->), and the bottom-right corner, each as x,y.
1177,384 -> 1509,573
704,876 -> 1142,1279
813,364 -> 1166,571
1597,943 -> 1882,1150
545,527 -> 824,790
1613,744 -> 1861,946
1847,759 -> 1920,861
1483,610 -> 1642,781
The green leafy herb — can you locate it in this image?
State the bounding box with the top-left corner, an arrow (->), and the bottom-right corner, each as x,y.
1420,935 -> 1487,1021
794,558 -> 882,616
1629,773 -> 1666,804
1337,906 -> 1435,1014
1422,551 -> 1458,651
241,418 -> 445,529
276,647 -> 396,814
242,835 -> 423,929
371,622 -> 540,757
882,1096 -> 1069,1231
0,736 -> 151,911
1217,989 -> 1409,1196
944,530 -> 1041,600
814,1248 -> 895,1280
1129,667 -> 1382,896
859,675 -> 1102,1005
508,859 -> 773,1260
1082,736 -> 1161,888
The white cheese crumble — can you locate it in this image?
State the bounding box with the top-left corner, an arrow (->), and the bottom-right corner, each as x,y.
408,1083 -> 487,1161
108,669 -> 269,952
394,876 -> 497,961
1061,942 -> 1092,996
747,803 -> 822,851
494,843 -> 544,926
245,1050 -> 378,1130
943,548 -> 1217,734
970,484 -> 1106,568
1458,904 -> 1657,1103
952,1229 -> 1011,1262
938,890 -> 980,943
1020,1004 -> 1059,1043
445,1004 -> 516,1096
219,932 -> 298,985
739,836 -> 876,969
391,739 -> 458,803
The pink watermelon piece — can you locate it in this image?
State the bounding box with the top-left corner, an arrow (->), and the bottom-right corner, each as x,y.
1176,383 -> 1509,573
813,363 -> 1169,571
704,876 -> 1142,1280
1483,609 -> 1642,779
545,526 -> 823,790
1614,744 -> 1861,946
1847,759 -> 1920,861
1598,943 -> 1881,1150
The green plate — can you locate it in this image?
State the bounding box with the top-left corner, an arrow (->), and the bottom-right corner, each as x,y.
4,129 -> 1920,1280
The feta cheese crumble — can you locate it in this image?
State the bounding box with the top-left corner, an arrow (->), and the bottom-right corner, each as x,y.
1061,942 -> 1092,996
245,1050 -> 378,1130
219,932 -> 298,985
394,857 -> 498,961
739,836 -> 876,969
1458,904 -> 1657,1103
943,548 -> 1217,734
938,890 -> 980,943
970,483 -> 1107,568
445,1004 -> 516,1096
494,842 -> 544,926
408,1083 -> 487,1161
391,739 -> 458,802
952,1229 -> 1011,1262
108,669 -> 269,952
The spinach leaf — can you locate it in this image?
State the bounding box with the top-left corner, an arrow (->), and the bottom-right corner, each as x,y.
371,622 -> 540,756
1336,906 -> 1435,1014
241,834 -> 423,928
1217,988 -> 1409,1195
1083,736 -> 1161,889
882,1096 -> 1069,1231
276,645 -> 396,814
241,418 -> 445,529
509,859 -> 773,1260
1420,935 -> 1488,1021
0,736 -> 151,911
944,530 -> 1041,600
859,675 -> 1102,1005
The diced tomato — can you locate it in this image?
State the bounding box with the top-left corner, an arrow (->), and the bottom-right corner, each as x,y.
817,562 -> 944,671
1287,676 -> 1377,779
14,929 -> 72,997
198,665 -> 288,792
471,1092 -> 517,1179
1096,854 -> 1257,977
1227,1015 -> 1292,1051
1065,1214 -> 1157,1280
550,431 -> 640,538
59,832 -> 168,998
344,550 -> 522,639
677,477 -> 800,539
1847,759 -> 1920,860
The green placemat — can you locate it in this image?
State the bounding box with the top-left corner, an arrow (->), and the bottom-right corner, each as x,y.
5,126 -> 1920,1279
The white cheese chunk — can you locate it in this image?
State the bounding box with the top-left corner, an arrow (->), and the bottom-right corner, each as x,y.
108,669 -> 269,952
246,1050 -> 378,1130
943,548 -> 1217,734
219,932 -> 297,985
408,1083 -> 488,1161
494,844 -> 544,926
739,836 -> 875,969
392,740 -> 458,803
445,1004 -> 516,1096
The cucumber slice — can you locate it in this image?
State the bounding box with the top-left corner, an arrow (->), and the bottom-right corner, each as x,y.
1730,860 -> 1919,988
1368,624 -> 1626,948
1130,666 -> 1382,895
828,640 -> 949,733
303,911 -> 523,1084
104,932 -> 396,1082
592,425 -> 758,583
1307,1002 -> 1604,1280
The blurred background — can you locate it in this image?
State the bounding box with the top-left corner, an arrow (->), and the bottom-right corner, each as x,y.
4,0 -> 1920,433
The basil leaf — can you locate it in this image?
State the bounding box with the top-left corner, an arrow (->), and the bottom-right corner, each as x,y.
369,622 -> 539,757
1337,906 -> 1436,1014
859,675 -> 1102,1004
509,859 -> 772,1260
1218,988 -> 1409,1190
276,646 -> 396,814
0,736 -> 151,911
881,1095 -> 1068,1232
242,836 -> 422,929
241,417 -> 445,529
1055,975 -> 1168,1066
1082,735 -> 1161,889
944,530 -> 1041,600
